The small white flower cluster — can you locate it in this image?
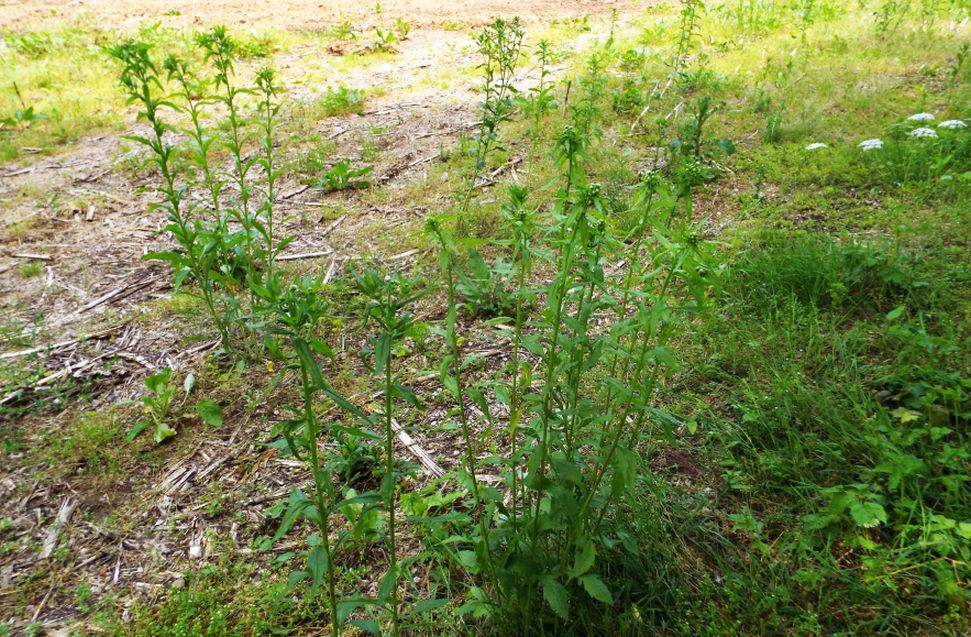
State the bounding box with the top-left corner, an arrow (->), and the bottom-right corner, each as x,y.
859,138 -> 884,151
805,142 -> 828,150
848,114 -> 964,155
938,119 -> 967,130
909,127 -> 938,139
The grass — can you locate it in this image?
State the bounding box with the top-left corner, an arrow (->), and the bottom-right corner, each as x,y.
122,557 -> 324,636
317,85 -> 367,117
661,236 -> 969,632
0,21 -> 304,162
16,261 -> 42,278
35,410 -> 128,480
0,21 -> 124,161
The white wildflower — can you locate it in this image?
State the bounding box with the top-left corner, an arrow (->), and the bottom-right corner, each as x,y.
859,138 -> 884,151
909,127 -> 938,139
907,112 -> 935,122
805,142 -> 828,150
938,119 -> 967,130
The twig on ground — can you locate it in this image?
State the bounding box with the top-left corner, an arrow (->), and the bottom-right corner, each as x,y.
324,255 -> 339,283
475,155 -> 525,189
2,167 -> 34,178
0,323 -> 127,360
281,184 -> 311,200
74,275 -> 158,316
0,348 -> 121,405
321,214 -> 347,238
40,497 -> 78,559
9,252 -> 52,261
391,419 -> 445,478
407,153 -> 440,169
389,249 -> 420,261
630,75 -> 674,133
277,249 -> 334,262
415,120 -> 481,140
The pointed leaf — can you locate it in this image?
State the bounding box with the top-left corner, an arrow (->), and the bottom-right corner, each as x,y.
571,537 -> 595,578
127,420 -> 151,441
579,574 -> 613,604
542,577 -> 569,620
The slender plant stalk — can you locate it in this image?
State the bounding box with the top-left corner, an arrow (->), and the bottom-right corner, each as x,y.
165,57 -> 233,348
198,28 -> 259,291
505,193 -> 533,528
562,221 -> 605,457
530,213 -> 584,534
256,68 -> 279,282
299,360 -> 342,637
382,281 -> 400,637
428,223 -> 503,600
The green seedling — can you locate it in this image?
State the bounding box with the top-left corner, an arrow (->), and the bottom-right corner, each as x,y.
319,160 -> 373,192
129,368 -> 178,443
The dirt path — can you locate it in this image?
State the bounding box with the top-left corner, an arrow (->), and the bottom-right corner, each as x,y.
1,0 -> 637,30
0,6 -> 612,349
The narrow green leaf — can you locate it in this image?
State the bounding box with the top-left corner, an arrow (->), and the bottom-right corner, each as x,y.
126,420 -> 151,441
271,490 -> 311,543
377,565 -> 398,604
294,338 -> 325,388
349,619 -> 381,635
412,597 -> 451,614
320,386 -> 371,424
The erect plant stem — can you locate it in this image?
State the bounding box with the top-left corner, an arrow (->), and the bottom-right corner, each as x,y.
300,362 -> 341,637
383,282 -> 400,637
438,242 -> 502,598
530,211 -> 583,537
508,239 -> 529,528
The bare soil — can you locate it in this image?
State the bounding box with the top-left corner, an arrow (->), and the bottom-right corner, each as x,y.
1,0 -> 637,31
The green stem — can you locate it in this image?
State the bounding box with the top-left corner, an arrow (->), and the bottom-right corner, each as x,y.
261,90 -> 276,281
525,148 -> 577,531
596,188 -> 659,433
578,268 -> 678,531
383,284 -> 400,636
222,82 -> 256,294
530,213 -> 583,537
174,72 -> 232,348
439,247 -> 502,599
508,242 -> 528,528
563,235 -> 603,458
301,363 -> 341,637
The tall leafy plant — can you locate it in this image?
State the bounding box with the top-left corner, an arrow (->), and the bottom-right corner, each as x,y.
109,28 -> 291,355
197,27 -> 262,293
257,275 -> 345,636
428,43 -> 717,629
108,41 -> 234,347
461,17 -> 524,210
355,270 -> 426,636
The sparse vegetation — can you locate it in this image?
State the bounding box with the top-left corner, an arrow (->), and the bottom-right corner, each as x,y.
318,85 -> 367,117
